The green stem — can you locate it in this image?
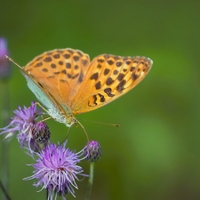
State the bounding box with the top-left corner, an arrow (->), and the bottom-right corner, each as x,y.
85,162 -> 95,200
0,80 -> 10,200
0,180 -> 12,200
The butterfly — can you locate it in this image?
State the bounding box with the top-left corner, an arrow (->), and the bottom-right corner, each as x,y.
7,48 -> 152,128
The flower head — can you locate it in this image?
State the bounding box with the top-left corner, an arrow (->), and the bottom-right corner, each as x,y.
0,102 -> 42,148
25,142 -> 86,200
30,121 -> 51,152
0,38 -> 11,79
83,140 -> 102,162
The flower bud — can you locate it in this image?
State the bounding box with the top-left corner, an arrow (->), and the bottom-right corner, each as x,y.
83,140 -> 102,162
0,38 -> 12,79
32,121 -> 50,145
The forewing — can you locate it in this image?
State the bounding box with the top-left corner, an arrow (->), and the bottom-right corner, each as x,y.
20,70 -> 63,114
24,48 -> 90,108
71,54 -> 153,115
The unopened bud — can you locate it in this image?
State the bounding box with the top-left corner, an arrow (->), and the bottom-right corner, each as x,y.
0,38 -> 12,79
83,140 -> 102,162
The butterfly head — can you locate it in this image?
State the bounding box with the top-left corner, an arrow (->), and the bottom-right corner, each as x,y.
61,112 -> 89,141
64,113 -> 77,127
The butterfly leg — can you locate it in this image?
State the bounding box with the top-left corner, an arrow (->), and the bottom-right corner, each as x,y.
40,116 -> 52,122
33,102 -> 53,122
34,102 -> 49,114
76,120 -> 89,141
58,126 -> 72,146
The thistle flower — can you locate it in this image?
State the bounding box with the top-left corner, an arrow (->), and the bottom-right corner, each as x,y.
0,102 -> 43,148
83,140 -> 102,162
0,38 -> 11,79
30,121 -> 51,152
25,142 -> 86,200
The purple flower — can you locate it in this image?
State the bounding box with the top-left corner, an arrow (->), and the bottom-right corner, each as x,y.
0,102 -> 42,148
30,121 -> 51,152
0,38 -> 11,79
83,140 -> 102,162
25,142 -> 86,199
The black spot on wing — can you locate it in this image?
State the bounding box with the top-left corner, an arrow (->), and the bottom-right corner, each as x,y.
104,88 -> 115,97
95,81 -> 101,90
116,80 -> 126,92
90,73 -> 99,81
44,57 -> 52,62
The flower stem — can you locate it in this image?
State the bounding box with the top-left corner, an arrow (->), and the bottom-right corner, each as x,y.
85,162 -> 95,200
0,80 -> 10,200
0,180 -> 12,200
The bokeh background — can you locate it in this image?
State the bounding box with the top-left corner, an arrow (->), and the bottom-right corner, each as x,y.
0,0 -> 200,200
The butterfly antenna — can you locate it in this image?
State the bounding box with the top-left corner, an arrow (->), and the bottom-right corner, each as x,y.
76,120 -> 90,142
5,55 -> 23,69
82,119 -> 120,127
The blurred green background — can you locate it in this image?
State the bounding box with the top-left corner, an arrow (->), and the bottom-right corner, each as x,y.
0,0 -> 200,200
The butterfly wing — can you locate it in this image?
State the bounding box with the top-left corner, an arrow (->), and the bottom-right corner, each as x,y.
24,48 -> 91,108
19,66 -> 72,122
23,49 -> 152,116
71,54 -> 153,115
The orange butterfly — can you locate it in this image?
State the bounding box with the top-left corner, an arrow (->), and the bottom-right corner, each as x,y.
7,48 -> 152,128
